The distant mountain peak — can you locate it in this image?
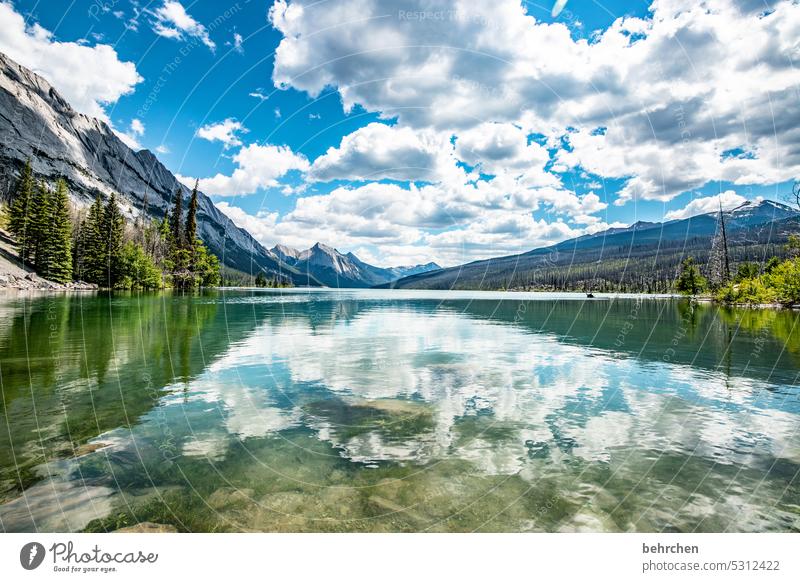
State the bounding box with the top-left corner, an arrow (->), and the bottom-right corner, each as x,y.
730,199 -> 794,213
268,242 -> 441,287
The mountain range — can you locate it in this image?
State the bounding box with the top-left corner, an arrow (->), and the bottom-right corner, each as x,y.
271,242 -> 440,288
384,199 -> 800,292
0,51 -> 326,285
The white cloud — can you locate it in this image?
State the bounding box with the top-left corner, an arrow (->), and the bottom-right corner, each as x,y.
308,122 -> 460,183
0,2 -> 142,122
196,118 -> 246,148
156,144 -> 170,154
188,143 -> 309,196
150,1 -> 215,51
215,202 -> 279,247
211,174 -> 614,265
232,32 -> 244,53
664,190 -> 755,221
171,0 -> 800,266
269,0 -> 800,204
130,118 -> 145,136
114,119 -> 146,150
455,122 -> 555,186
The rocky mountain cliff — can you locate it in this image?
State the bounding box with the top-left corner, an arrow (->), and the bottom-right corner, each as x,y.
272,242 -> 441,288
0,51 -> 319,286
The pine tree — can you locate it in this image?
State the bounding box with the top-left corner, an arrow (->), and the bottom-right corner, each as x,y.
676,257 -> 708,295
170,188 -> 184,250
185,180 -> 199,262
102,193 -> 125,287
29,180 -> 52,271
80,194 -> 106,284
7,159 -> 35,264
41,179 -> 72,283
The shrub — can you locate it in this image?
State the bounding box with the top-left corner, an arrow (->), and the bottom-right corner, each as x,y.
117,242 -> 163,290
766,258 -> 800,305
715,277 -> 776,305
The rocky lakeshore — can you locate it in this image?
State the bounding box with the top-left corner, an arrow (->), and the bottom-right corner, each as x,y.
0,271 -> 97,291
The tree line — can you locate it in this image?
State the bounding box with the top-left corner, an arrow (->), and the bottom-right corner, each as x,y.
676,237 -> 800,305
4,160 -> 220,289
676,190 -> 800,306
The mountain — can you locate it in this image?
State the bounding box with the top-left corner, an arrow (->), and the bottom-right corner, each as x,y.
387,262 -> 442,279
384,200 -> 800,292
0,51 -> 320,286
271,243 -> 441,288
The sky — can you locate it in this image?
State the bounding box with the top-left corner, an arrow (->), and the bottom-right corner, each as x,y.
0,0 -> 797,268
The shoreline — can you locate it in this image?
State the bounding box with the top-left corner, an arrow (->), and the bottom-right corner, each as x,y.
0,271 -> 97,291
2,284 -> 796,310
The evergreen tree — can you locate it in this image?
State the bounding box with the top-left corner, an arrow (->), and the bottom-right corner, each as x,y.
255,272 -> 267,287
7,159 -> 35,263
118,241 -> 162,289
40,179 -> 72,283
675,257 -> 708,295
71,212 -> 85,280
80,194 -> 106,284
29,180 -> 52,271
170,188 -> 184,249
102,193 -> 125,287
185,180 -> 199,260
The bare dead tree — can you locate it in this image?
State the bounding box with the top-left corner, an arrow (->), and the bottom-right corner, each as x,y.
794,180 -> 800,211
783,179 -> 800,212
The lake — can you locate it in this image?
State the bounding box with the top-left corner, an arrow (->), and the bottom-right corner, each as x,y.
0,289 -> 798,532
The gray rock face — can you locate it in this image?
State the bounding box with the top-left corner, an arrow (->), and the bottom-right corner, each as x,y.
271,242 -> 441,287
0,51 -> 318,286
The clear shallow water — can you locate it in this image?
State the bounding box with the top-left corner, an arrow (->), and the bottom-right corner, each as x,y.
0,289 -> 798,532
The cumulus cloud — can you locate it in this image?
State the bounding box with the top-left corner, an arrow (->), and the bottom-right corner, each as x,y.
664,190 -> 754,221
308,122 -> 461,183
269,0 -> 800,203
187,0 -> 800,265
210,175 -> 614,265
187,143 -> 309,196
0,2 -> 142,121
150,1 -> 215,51
215,202 -> 279,247
196,118 -> 247,148
455,122 -> 555,186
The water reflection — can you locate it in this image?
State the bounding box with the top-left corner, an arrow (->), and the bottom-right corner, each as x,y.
1,290 -> 799,532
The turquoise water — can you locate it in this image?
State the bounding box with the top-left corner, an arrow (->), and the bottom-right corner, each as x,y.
0,289 -> 799,532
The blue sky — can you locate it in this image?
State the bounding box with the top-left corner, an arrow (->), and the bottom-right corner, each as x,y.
1,0 -> 797,267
